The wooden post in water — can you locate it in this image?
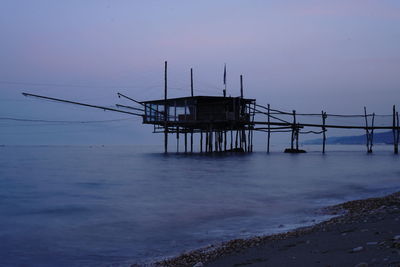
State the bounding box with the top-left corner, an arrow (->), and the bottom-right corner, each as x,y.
230,128 -> 233,151
243,130 -> 247,152
176,126 -> 180,153
322,111 -> 327,154
397,111 -> 400,154
184,132 -> 187,153
296,121 -> 299,151
200,130 -> 203,153
216,131 -> 219,152
393,105 -> 398,154
190,130 -> 193,153
291,110 -> 296,150
235,130 -> 239,149
164,61 -> 168,153
267,104 -> 271,153
209,128 -> 213,152
224,131 -> 227,151
190,68 -> 194,153
205,129 -> 208,153
370,112 -> 375,153
364,107 -> 371,153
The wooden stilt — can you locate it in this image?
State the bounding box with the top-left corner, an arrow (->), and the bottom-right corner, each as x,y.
176,126 -> 179,153
370,112 -> 375,153
200,131 -> 203,153
205,129 -> 208,153
235,130 -> 239,149
190,131 -> 193,153
397,111 -> 400,154
364,107 -> 371,153
230,128 -> 233,151
164,61 -> 168,153
224,130 -> 227,151
243,130 -> 247,152
322,111 -> 327,154
296,128 -> 299,150
394,105 -> 398,154
184,132 -> 187,153
291,110 -> 296,150
267,104 -> 271,153
209,128 -> 212,152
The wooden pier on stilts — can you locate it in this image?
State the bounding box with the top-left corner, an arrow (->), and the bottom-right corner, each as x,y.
21,61 -> 400,155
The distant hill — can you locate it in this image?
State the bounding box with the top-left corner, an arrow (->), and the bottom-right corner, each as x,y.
303,131 -> 395,145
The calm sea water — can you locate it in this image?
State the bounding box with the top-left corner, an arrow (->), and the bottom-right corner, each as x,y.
0,145 -> 399,266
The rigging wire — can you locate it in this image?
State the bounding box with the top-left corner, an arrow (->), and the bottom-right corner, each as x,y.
0,117 -> 137,124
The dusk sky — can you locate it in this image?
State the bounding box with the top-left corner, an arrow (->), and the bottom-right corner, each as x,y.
1,0 -> 399,145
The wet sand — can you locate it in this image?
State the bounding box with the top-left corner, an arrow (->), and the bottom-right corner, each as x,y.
155,192 -> 400,267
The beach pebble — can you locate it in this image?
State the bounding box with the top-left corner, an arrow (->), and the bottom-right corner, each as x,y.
193,262 -> 203,267
354,263 -> 368,267
352,246 -> 364,253
366,242 -> 378,245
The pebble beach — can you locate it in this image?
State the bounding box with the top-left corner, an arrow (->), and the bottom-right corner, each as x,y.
155,192 -> 400,267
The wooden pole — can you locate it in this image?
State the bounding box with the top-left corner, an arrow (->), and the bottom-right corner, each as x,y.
210,129 -> 213,152
240,75 -> 243,98
370,112 -> 375,153
394,105 -> 398,154
267,104 -> 271,153
235,130 -> 238,149
215,131 -> 219,152
220,131 -> 223,151
291,110 -> 296,150
184,132 -> 187,153
397,111 -> 399,154
322,111 -> 326,154
190,130 -> 193,153
248,127 -> 251,152
243,130 -> 247,152
190,68 -> 194,97
176,126 -> 179,153
364,107 -> 371,153
224,130 -> 227,151
164,61 -> 168,153
296,128 -> 299,150
230,128 -> 233,151
200,130 -> 203,153
205,129 -> 208,153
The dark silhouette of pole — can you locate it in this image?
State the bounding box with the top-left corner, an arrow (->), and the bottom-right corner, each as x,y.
164,61 -> 168,153
393,105 -> 399,154
190,68 -> 194,97
267,104 -> 271,153
322,111 -> 327,154
240,75 -> 243,98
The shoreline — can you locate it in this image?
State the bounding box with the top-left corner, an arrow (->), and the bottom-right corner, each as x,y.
154,191 -> 400,267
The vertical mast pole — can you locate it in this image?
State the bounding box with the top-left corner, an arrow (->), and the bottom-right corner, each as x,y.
322,111 -> 326,154
190,68 -> 194,152
164,61 -> 168,153
267,104 -> 271,153
394,105 -> 398,154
